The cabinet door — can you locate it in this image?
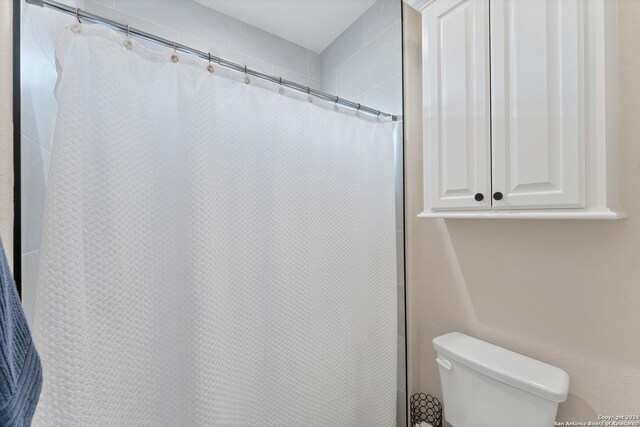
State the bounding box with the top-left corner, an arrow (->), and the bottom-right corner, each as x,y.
423,0 -> 491,211
490,0 -> 585,210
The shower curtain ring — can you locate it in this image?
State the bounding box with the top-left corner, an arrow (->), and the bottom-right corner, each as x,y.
243,65 -> 250,84
207,53 -> 215,73
123,25 -> 133,49
306,86 -> 313,103
357,103 -> 362,111
75,8 -> 81,23
278,77 -> 284,95
170,41 -> 179,63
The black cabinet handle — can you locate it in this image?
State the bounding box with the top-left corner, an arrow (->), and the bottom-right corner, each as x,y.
493,192 -> 504,201
474,193 -> 484,201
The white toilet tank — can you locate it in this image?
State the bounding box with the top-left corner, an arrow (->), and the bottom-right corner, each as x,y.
433,332 -> 569,427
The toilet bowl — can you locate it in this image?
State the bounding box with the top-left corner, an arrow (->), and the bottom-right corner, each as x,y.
433,332 -> 569,427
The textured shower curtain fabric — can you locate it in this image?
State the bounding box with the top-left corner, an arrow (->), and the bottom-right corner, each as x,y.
32,24 -> 397,426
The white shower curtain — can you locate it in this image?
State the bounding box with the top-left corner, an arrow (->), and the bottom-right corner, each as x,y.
32,24 -> 397,426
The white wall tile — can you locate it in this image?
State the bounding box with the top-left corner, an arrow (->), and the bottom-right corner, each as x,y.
89,0 -> 115,6
272,66 -> 321,91
336,20 -> 402,100
113,0 -> 231,47
0,0 -> 13,268
362,0 -> 401,45
110,0 -> 310,76
24,1 -> 82,64
321,70 -> 337,94
0,4 -> 13,118
319,3 -> 402,113
20,21 -> 58,151
178,33 -> 274,74
321,16 -> 363,76
175,32 -> 211,55
0,128 -> 14,265
21,250 -> 40,325
21,135 -> 50,254
306,50 -> 321,80
224,17 -> 308,75
84,0 -> 181,43
357,72 -> 403,116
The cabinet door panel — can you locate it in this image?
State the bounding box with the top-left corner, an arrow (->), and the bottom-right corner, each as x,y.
491,0 -> 585,209
423,0 -> 491,211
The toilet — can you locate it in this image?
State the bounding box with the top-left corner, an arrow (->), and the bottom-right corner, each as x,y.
433,332 -> 569,427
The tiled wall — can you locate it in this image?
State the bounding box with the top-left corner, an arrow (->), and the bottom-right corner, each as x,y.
20,0 -> 405,424
0,1 -> 13,267
82,0 -> 322,89
321,0 -> 402,116
319,1 -> 405,424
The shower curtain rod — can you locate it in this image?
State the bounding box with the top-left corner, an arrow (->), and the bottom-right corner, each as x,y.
25,0 -> 401,121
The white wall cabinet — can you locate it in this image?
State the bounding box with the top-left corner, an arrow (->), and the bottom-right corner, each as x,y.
423,0 -> 491,211
409,0 -> 624,219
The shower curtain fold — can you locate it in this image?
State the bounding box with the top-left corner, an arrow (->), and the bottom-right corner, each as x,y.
32,24 -> 398,427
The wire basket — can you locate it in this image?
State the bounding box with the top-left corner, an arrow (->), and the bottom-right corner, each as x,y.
409,393 -> 442,427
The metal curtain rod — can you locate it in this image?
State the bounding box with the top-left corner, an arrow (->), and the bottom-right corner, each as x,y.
25,0 -> 400,121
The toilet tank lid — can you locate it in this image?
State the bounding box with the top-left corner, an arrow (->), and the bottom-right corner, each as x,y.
433,332 -> 569,403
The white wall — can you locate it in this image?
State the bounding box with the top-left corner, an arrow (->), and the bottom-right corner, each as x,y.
403,2 -> 640,425
0,0 -> 13,267
82,0 -> 322,89
321,0 -> 402,116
